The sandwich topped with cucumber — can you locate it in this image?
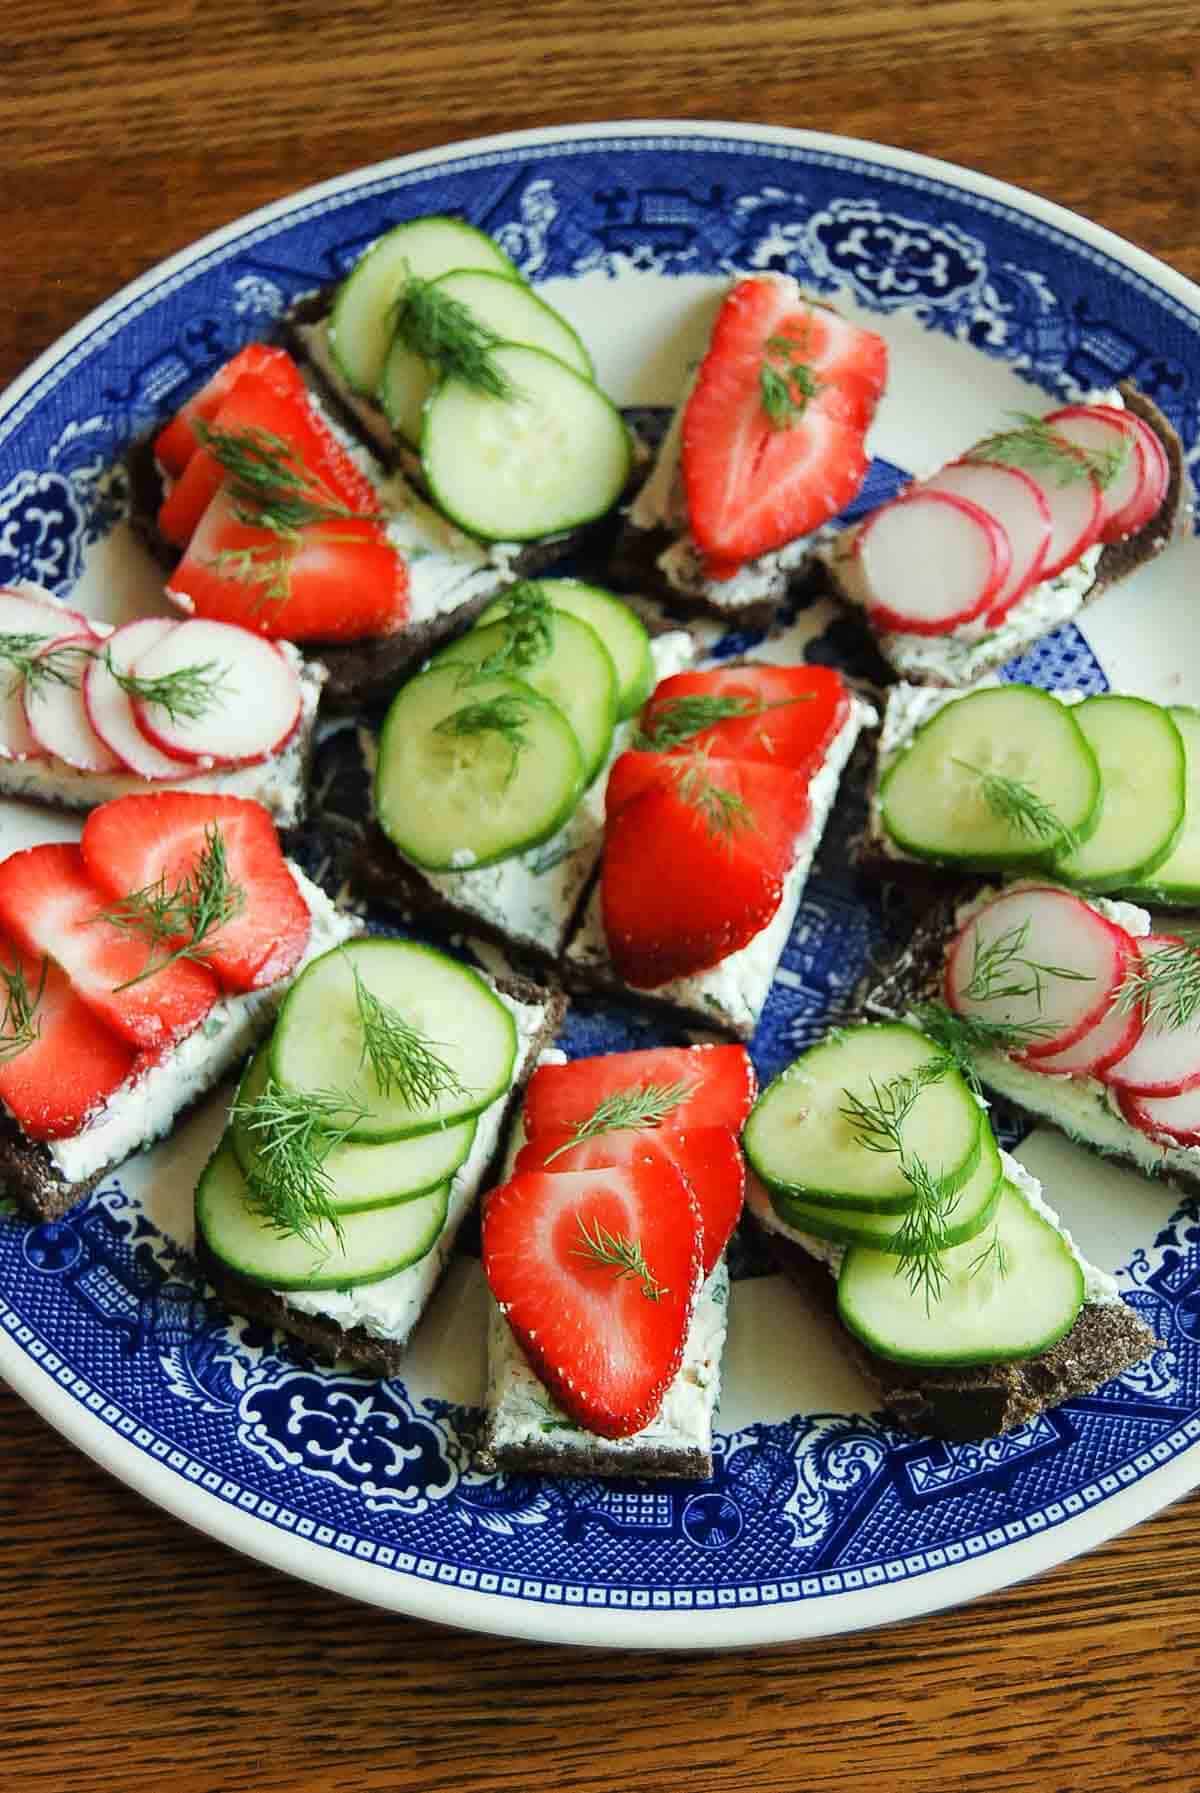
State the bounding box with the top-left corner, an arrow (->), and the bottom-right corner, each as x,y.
743,1020 -> 1157,1440
822,391 -> 1184,687
195,933 -> 567,1376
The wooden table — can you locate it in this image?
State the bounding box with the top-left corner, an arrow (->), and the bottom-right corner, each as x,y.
4,3 -> 1200,1787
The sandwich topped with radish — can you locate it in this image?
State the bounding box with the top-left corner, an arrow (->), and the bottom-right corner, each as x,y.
823,389 -> 1184,687
0,582 -> 321,825
614,273 -> 889,625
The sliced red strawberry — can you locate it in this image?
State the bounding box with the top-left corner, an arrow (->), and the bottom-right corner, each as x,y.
636,664 -> 850,772
0,930 -> 137,1141
153,345 -> 308,480
0,843 -> 218,1050
482,1160 -> 703,1439
524,1046 -> 757,1138
681,277 -> 884,568
516,1125 -> 745,1279
80,792 -> 311,993
601,757 -> 810,986
168,484 -> 407,643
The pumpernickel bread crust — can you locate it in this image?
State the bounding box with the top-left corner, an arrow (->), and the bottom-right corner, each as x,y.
756,1220 -> 1159,1442
474,1431 -> 711,1481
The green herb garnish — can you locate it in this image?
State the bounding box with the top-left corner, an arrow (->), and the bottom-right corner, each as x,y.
433,691 -> 534,788
675,754 -> 752,837
911,999 -> 1057,1094
232,1079 -> 368,1247
97,824 -> 244,988
106,649 -> 229,725
571,1214 -> 667,1302
0,955 -> 48,1063
968,412 -> 1128,490
840,1060 -> 956,1312
349,958 -> 468,1110
633,689 -> 815,753
968,1224 -> 1011,1283
759,328 -> 821,430
0,632 -> 95,697
544,1078 -> 695,1163
952,758 -> 1079,853
961,917 -> 1092,1010
460,583 -> 554,685
392,271 -> 514,400
1115,936 -> 1200,1030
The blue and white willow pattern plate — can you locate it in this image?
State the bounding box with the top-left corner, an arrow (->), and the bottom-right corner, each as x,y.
2,123 -> 1200,1650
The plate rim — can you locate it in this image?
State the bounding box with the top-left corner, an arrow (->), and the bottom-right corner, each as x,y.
3,116 -> 1199,1650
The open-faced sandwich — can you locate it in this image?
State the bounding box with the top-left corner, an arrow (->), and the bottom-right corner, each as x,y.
476,1044 -> 755,1479
742,1019 -> 1158,1440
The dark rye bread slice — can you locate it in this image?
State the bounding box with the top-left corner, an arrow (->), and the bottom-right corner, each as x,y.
475,1428 -> 710,1482
194,973 -> 568,1378
0,1110 -> 109,1223
608,517 -> 786,632
754,1219 -> 1158,1442
820,382 -> 1188,687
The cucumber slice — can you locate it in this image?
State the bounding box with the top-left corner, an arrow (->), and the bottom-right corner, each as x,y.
421,344 -> 632,542
375,665 -> 585,870
772,1125 -> 1002,1251
271,937 -> 517,1142
1052,695 -> 1186,890
1124,706 -> 1200,904
231,1045 -> 477,1211
379,270 -> 593,450
197,1137 -> 448,1290
742,1023 -> 982,1212
836,1179 -> 1085,1367
433,609 -> 617,785
878,685 -> 1101,869
479,579 -> 654,721
329,215 -> 521,398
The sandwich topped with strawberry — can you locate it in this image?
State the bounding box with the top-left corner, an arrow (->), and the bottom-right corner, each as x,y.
614,274 -> 888,624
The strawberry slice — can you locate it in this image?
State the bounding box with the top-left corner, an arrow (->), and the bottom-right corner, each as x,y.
516,1125 -> 745,1278
168,484 -> 407,642
681,277 -> 885,569
0,931 -> 137,1141
153,345 -> 309,480
600,757 -> 811,986
482,1161 -> 703,1438
80,792 -> 311,993
635,665 -> 850,773
523,1045 -> 757,1136
0,843 -> 218,1051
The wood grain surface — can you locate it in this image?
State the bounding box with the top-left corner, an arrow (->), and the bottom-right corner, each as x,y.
4,3 -> 1200,1788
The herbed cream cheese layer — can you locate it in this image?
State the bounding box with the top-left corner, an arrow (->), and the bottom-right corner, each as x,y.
565,693 -> 875,1032
281,992 -> 554,1345
0,650 -> 323,827
44,866 -> 358,1183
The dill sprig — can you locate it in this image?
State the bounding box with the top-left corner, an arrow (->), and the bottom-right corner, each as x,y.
951,759 -> 1079,853
675,754 -> 752,837
233,1079 -> 368,1247
97,824 -> 245,988
0,955 -> 48,1063
962,918 -> 1092,1010
759,329 -> 821,430
911,999 -> 1056,1093
1115,936 -> 1200,1030
839,1059 -> 949,1158
107,648 -> 229,725
840,1059 -> 957,1312
462,583 -> 554,684
633,689 -> 815,753
968,1224 -> 1011,1283
0,632 -> 95,697
545,1078 -> 695,1163
968,412 -> 1127,490
433,691 -> 534,787
392,271 -> 514,400
349,960 -> 468,1110
571,1214 -> 668,1302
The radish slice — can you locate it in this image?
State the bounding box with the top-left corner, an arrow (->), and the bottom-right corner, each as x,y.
1118,1082 -> 1200,1149
1024,938 -> 1144,1078
1017,456 -> 1104,581
1091,406 -> 1170,538
0,586 -> 92,761
129,618 -> 302,768
925,459 -> 1051,624
945,886 -> 1136,1058
1043,406 -> 1146,545
857,489 -> 1011,636
1103,935 -> 1200,1096
22,632 -> 122,773
83,617 -> 189,779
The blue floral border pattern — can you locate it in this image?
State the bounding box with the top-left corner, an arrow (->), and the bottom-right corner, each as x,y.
1,132 -> 1198,1616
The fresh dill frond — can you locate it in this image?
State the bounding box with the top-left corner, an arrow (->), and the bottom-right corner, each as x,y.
841,1059 -> 956,1313
968,1223 -> 1011,1282
0,632 -> 95,697
968,412 -> 1128,491
961,918 -> 1092,1010
98,824 -> 245,988
1115,936 -> 1200,1030
571,1214 -> 667,1302
461,583 -> 554,684
349,960 -> 468,1110
759,328 -> 822,430
544,1078 -> 695,1163
839,1059 -> 949,1158
392,271 -> 514,400
433,691 -> 534,787
107,649 -> 229,724
952,758 -> 1079,853
911,999 -> 1056,1092
675,754 -> 753,837
0,955 -> 48,1063
633,689 -> 815,753
232,1079 -> 368,1246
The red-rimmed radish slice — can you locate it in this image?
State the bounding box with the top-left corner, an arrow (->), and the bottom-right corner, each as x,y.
1103,934 -> 1200,1097
1023,938 -> 1144,1078
1087,405 -> 1170,538
83,617 -> 189,780
22,632 -> 122,773
857,489 -> 1011,636
130,618 -> 302,768
0,586 -> 92,761
1117,1083 -> 1200,1149
1017,454 -> 1104,581
945,886 -> 1137,1059
925,459 -> 1052,625
1043,406 -> 1147,545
